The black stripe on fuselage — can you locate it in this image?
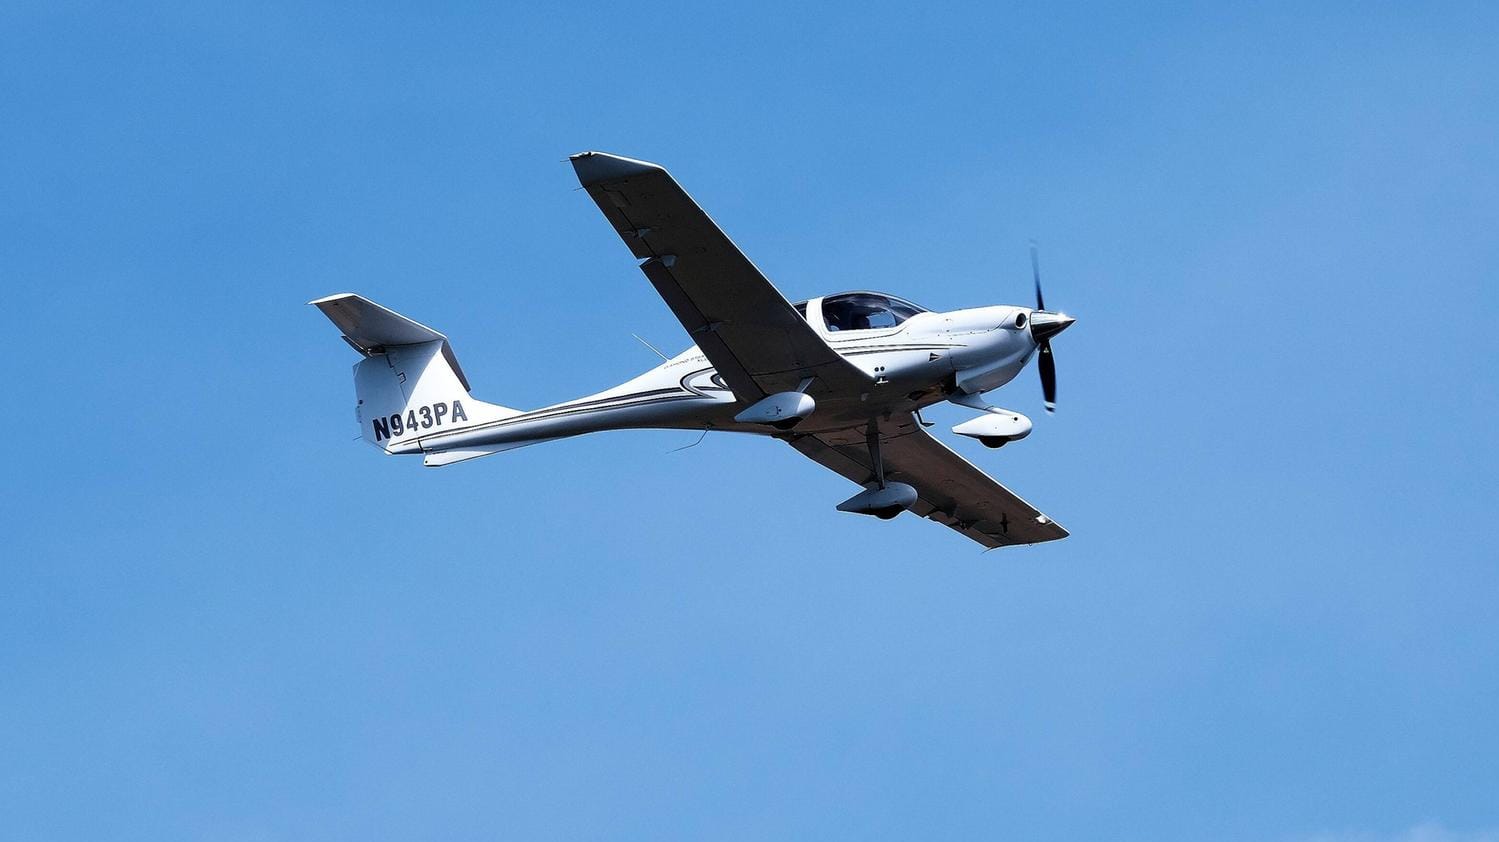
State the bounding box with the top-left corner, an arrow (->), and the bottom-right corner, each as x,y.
411,391 -> 711,447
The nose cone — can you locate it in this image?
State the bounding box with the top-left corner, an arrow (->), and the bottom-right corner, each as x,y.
1029,311 -> 1076,342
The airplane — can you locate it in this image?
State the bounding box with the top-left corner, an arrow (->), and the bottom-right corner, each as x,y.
312,152 -> 1077,548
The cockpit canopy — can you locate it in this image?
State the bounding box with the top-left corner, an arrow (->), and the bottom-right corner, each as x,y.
792,292 -> 928,332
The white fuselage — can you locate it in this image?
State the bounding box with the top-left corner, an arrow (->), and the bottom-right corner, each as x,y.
402,298 -> 1042,456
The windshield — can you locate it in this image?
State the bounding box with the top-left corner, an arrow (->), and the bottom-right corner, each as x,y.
821,293 -> 926,332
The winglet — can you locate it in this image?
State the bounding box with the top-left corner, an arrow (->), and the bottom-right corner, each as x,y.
569,151 -> 665,186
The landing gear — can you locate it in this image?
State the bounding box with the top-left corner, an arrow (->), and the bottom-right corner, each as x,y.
834,421 -> 918,518
867,427 -> 902,517
735,377 -> 818,429
950,393 -> 1033,447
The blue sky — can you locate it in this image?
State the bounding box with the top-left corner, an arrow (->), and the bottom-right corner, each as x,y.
3,2 -> 1496,840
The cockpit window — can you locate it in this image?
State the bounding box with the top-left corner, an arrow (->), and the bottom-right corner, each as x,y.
793,301 -> 808,319
821,293 -> 926,332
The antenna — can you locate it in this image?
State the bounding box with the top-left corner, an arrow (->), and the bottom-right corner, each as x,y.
669,430 -> 709,453
632,333 -> 670,361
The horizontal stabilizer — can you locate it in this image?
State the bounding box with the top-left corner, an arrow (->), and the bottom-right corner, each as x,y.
310,293 -> 472,391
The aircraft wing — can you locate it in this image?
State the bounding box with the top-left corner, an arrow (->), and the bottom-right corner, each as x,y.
788,414 -> 1069,549
570,151 -> 871,401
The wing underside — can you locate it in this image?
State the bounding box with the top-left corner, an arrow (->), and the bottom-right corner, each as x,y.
788,414 -> 1069,549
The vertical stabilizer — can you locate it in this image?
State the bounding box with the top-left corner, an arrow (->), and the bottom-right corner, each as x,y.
312,294 -> 521,454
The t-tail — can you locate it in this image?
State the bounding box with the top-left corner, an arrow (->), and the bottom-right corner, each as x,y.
311,294 -> 524,466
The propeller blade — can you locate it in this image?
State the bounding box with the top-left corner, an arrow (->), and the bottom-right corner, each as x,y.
1030,240 -> 1045,311
1037,340 -> 1057,413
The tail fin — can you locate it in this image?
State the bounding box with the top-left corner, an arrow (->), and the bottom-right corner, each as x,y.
311,294 -> 521,455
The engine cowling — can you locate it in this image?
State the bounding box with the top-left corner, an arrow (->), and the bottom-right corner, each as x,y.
734,390 -> 816,429
952,410 -> 1032,448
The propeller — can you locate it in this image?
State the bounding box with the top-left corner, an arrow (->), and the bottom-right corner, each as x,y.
1027,241 -> 1072,414
1031,241 -> 1046,312
1037,338 -> 1058,413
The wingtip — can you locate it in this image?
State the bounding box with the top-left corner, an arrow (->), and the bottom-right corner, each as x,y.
308,293 -> 361,307
569,150 -> 665,186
